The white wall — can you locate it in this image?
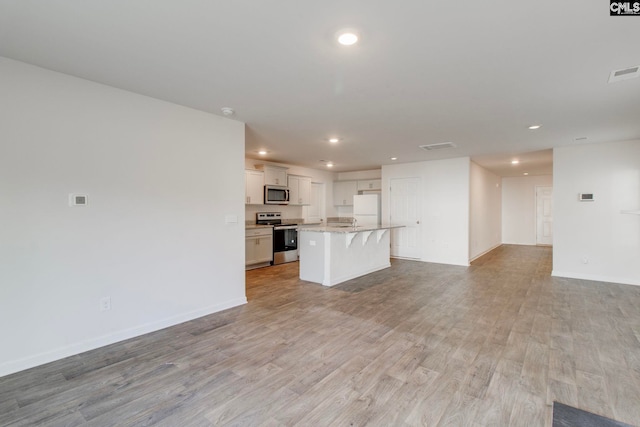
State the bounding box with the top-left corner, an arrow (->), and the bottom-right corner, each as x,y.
553,140 -> 640,286
0,58 -> 246,376
469,162 -> 502,260
502,175 -> 553,245
382,158 -> 470,266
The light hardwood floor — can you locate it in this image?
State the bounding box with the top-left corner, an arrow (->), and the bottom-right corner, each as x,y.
1,245 -> 640,426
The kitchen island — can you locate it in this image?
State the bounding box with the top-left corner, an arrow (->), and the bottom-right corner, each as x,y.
298,224 -> 403,287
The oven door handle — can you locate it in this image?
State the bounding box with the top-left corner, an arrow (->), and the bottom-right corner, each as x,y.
274,225 -> 298,230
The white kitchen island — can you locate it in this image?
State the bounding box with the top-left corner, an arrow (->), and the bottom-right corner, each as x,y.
298,224 -> 403,287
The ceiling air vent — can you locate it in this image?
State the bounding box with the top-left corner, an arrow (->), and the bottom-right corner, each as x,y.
419,142 -> 457,151
608,65 -> 640,83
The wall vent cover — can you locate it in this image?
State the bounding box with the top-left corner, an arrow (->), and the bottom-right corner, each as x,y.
608,65 -> 640,83
419,142 -> 457,151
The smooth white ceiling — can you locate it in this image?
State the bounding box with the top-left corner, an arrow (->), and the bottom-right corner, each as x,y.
1,1 -> 639,174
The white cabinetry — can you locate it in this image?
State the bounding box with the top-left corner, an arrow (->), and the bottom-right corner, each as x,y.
333,181 -> 358,206
255,164 -> 288,186
288,175 -> 312,205
357,179 -> 381,191
245,169 -> 264,205
245,227 -> 273,268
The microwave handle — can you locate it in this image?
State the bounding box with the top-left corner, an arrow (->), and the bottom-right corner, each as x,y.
285,189 -> 290,201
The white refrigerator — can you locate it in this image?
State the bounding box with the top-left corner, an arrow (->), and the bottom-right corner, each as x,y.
353,194 -> 381,226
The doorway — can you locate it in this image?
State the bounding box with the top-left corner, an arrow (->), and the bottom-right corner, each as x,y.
536,186 -> 553,245
390,177 -> 421,259
306,182 -> 325,224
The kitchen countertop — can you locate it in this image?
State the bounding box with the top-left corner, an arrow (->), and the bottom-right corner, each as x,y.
245,224 -> 274,229
245,221 -> 322,229
298,224 -> 404,233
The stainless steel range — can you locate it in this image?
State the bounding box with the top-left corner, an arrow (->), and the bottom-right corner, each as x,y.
256,212 -> 298,265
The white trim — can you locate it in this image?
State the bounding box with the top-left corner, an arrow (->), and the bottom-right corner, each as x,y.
469,243 -> 502,263
391,255 -> 420,260
0,297 -> 247,377
551,271 -> 639,287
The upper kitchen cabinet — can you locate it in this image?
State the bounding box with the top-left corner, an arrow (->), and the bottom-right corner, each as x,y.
288,175 -> 312,205
333,181 -> 358,206
255,164 -> 288,186
245,169 -> 264,205
357,179 -> 381,191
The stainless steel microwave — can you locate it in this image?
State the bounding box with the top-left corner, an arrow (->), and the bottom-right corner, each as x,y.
264,185 -> 290,205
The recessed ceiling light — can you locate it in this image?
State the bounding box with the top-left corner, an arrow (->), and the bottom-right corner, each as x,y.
511,160 -> 520,165
326,163 -> 334,168
329,138 -> 339,143
221,107 -> 234,116
524,172 -> 529,176
337,32 -> 358,46
258,150 -> 267,155
390,157 -> 397,160
528,125 -> 541,130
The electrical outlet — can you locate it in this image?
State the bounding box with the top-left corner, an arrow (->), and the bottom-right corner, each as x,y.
100,297 -> 111,311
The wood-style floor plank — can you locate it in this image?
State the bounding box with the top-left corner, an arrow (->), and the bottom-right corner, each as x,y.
1,245 -> 640,426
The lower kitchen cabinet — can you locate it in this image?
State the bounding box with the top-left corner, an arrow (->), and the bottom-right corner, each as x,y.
246,228 -> 273,268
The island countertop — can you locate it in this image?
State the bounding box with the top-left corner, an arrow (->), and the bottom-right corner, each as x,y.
297,223 -> 404,233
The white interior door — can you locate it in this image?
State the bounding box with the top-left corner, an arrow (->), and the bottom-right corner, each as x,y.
536,186 -> 553,245
390,177 -> 421,259
306,182 -> 325,224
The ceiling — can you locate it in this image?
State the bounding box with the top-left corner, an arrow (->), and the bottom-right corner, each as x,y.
1,1 -> 639,175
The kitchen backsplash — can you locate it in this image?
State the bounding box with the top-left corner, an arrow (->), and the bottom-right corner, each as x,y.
245,204 -> 304,224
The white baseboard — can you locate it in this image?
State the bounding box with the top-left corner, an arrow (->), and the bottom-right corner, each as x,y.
552,271 -> 640,287
469,243 -> 502,263
0,297 -> 247,378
